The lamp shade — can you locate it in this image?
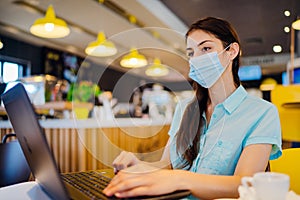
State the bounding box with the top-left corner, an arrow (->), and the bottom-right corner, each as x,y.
292,19 -> 300,30
145,58 -> 169,77
0,39 -> 3,49
120,48 -> 148,68
30,5 -> 70,38
85,32 -> 117,57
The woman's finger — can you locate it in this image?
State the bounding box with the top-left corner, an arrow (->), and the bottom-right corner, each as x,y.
113,151 -> 138,171
103,171 -> 146,196
112,151 -> 128,171
115,186 -> 150,198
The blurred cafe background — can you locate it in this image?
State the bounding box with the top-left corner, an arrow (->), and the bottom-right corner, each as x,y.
1,0 -> 300,186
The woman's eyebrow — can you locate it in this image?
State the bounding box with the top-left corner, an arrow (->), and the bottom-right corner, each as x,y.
186,39 -> 213,50
197,40 -> 214,47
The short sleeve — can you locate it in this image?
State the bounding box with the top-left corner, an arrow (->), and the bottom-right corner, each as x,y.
244,104 -> 282,160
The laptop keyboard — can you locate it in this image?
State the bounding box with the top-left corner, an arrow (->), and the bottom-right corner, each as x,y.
62,171 -> 112,199
61,170 -> 191,200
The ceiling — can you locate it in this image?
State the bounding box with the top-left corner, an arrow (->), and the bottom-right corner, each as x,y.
0,0 -> 300,82
162,0 -> 300,56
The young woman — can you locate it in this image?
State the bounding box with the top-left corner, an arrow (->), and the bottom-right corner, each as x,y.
103,17 -> 282,199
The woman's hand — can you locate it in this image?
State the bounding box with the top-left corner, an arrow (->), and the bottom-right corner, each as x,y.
112,151 -> 141,173
103,164 -> 181,198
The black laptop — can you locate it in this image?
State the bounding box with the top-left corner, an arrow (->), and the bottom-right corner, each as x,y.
1,83 -> 190,200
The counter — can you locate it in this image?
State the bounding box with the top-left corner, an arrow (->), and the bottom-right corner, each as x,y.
0,118 -> 171,173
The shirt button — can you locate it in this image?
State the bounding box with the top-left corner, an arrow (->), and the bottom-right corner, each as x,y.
218,141 -> 223,145
212,114 -> 217,118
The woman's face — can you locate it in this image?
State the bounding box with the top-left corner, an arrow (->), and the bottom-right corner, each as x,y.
186,29 -> 230,67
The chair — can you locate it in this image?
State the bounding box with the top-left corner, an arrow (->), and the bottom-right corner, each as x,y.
0,133 -> 31,187
269,148 -> 300,194
271,85 -> 300,142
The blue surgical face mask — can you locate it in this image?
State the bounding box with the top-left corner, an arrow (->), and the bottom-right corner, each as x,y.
188,45 -> 231,88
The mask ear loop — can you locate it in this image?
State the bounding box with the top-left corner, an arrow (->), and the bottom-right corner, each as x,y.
218,43 -> 232,69
218,43 -> 232,55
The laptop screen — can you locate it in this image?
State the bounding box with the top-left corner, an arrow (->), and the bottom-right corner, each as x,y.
1,83 -> 69,200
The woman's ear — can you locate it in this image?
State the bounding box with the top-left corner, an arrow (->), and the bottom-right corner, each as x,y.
229,42 -> 240,60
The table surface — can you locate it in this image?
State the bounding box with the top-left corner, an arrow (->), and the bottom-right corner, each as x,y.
0,182 -> 239,200
0,181 -> 52,200
0,169 -> 114,200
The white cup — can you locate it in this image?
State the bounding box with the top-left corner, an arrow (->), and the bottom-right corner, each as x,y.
241,172 -> 290,200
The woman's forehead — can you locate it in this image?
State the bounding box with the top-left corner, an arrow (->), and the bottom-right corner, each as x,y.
186,30 -> 219,46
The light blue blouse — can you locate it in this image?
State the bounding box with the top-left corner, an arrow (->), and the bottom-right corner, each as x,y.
168,85 -> 282,175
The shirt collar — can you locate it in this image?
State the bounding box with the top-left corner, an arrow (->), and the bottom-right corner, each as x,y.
222,85 -> 248,114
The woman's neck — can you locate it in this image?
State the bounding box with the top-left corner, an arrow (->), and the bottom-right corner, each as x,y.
208,73 -> 237,109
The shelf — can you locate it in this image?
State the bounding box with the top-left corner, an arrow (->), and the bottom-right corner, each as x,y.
0,101 -> 94,114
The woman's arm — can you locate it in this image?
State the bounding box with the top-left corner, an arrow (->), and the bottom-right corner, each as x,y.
104,144 -> 272,199
181,144 -> 272,199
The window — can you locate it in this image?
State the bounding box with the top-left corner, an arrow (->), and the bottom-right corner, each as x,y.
2,62 -> 22,83
0,56 -> 30,83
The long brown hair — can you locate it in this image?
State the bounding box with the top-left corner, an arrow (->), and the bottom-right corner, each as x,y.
175,17 -> 241,169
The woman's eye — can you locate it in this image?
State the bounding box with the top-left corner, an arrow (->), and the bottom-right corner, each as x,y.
201,47 -> 211,52
186,50 -> 194,58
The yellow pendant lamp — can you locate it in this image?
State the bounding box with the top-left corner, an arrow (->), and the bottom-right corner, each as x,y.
120,48 -> 148,68
85,32 -> 117,57
30,5 -> 70,38
145,58 -> 169,77
0,39 -> 3,49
